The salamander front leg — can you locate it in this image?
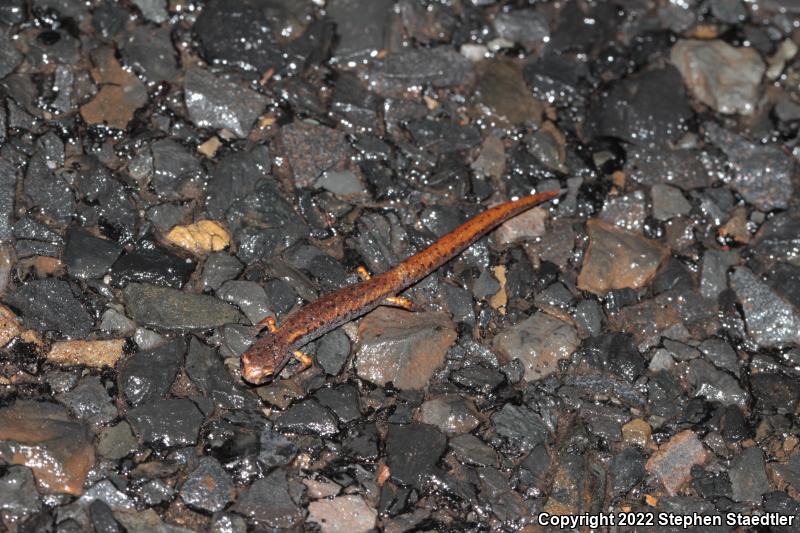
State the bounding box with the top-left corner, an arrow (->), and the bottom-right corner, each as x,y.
356,265 -> 371,281
382,295 -> 415,311
255,315 -> 279,333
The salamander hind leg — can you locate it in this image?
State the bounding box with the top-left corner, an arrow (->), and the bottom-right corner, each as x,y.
292,350 -> 314,372
356,265 -> 372,281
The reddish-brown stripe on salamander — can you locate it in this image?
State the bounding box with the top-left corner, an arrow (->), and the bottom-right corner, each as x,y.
241,190 -> 560,384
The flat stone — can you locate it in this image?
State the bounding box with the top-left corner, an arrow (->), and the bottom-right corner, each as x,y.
123,283 -> 242,330
492,403 -> 549,451
385,423 -> 447,489
577,219 -> 668,296
201,252 -> 243,292
183,68 -> 268,138
180,457 -> 233,513
216,280 -> 271,325
601,191 -> 647,231
57,376 -> 118,427
131,0 -> 168,23
47,339 -> 125,368
307,495 -> 377,533
280,121 -> 351,188
495,207 -> 547,246
315,328 -> 351,376
273,400 -> 338,436
645,430 -> 708,495
185,337 -> 256,410
0,159 -> 17,242
122,25 -> 179,82
0,466 -> 41,521
492,312 -> 579,382
492,9 -> 549,50
473,59 -> 543,125
449,434 -> 497,467
314,384 -> 361,423
355,308 -> 456,389
700,249 -> 739,300
0,401 -> 95,495
730,267 -> 800,348
127,398 -> 204,448
63,227 -> 122,279
233,469 -> 301,528
328,0 -> 393,63
728,447 -> 769,503
688,359 -> 748,407
96,422 -> 138,460
81,48 -> 148,129
370,47 -> 474,94
418,395 -> 480,436
652,185 -> 692,221
704,122 -> 795,212
110,244 -> 194,289
671,39 -> 765,115
121,339 -> 183,407
6,278 -> 93,338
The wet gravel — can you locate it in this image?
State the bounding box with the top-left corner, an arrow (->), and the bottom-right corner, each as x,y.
0,0 -> 799,531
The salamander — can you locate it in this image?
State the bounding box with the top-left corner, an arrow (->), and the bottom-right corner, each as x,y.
241,190 -> 560,384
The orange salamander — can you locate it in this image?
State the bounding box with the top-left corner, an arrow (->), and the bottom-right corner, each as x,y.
241,190 -> 560,384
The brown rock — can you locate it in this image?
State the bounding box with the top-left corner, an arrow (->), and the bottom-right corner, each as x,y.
577,219 -> 668,295
80,48 -> 147,129
646,430 -> 708,495
622,418 -> 653,449
0,401 -> 95,495
0,303 -> 22,346
47,339 -> 126,368
493,312 -> 579,382
280,121 -> 351,188
495,207 -> 547,246
355,308 -> 456,389
473,59 -> 543,125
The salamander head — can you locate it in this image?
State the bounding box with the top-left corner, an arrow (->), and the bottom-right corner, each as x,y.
241,336 -> 290,385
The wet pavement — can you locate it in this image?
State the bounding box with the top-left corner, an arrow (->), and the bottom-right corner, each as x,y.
0,0 -> 799,531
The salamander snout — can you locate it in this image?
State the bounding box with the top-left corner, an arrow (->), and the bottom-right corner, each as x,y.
241,337 -> 286,385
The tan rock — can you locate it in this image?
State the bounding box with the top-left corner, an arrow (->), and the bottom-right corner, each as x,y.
577,219 -> 668,295
495,207 -> 547,246
47,339 -> 125,368
81,48 -> 148,130
0,303 -> 22,346
165,220 -> 230,254
307,495 -> 377,533
622,418 -> 654,449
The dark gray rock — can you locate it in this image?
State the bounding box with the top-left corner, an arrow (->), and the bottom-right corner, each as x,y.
385,423 -> 447,489
259,425 -> 298,469
184,68 -> 268,138
205,146 -> 270,220
700,249 -> 738,299
314,384 -> 361,423
124,283 -> 242,330
185,337 -> 256,410
63,227 -> 122,279
406,118 -> 481,154
449,434 -> 497,467
315,327 -> 351,375
217,280 -> 272,324
0,159 -> 16,242
371,47 -> 473,94
232,469 -> 302,528
193,0 -> 284,73
750,373 -> 800,413
328,0 -> 393,62
610,447 -> 646,495
0,466 -> 41,520
127,398 -> 204,447
730,267 -> 800,348
201,253 -> 244,292
6,278 -> 93,337
273,400 -> 338,436
96,422 -> 138,460
492,9 -> 549,50
88,499 -> 121,533
110,243 -> 194,289
280,121 -> 351,188
180,456 -> 233,512
491,404 -> 549,451
121,339 -> 184,407
451,365 -> 505,394
625,146 -> 713,190
688,359 -> 747,407
139,479 -> 173,506
699,338 -> 739,376
0,25 -> 22,79
588,66 -> 692,146
728,447 -> 769,503
149,139 -> 205,200
705,123 -> 795,211
57,376 -> 117,427
131,0 -> 168,23
122,25 -> 178,83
